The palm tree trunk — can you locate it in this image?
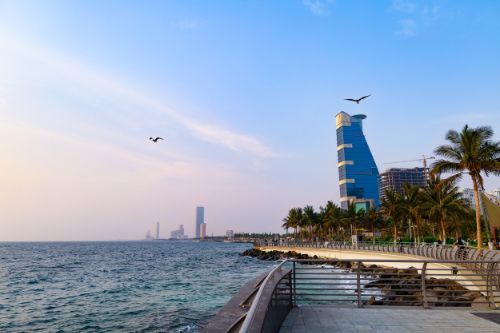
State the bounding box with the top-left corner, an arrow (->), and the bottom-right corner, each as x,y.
393,223 -> 397,243
415,220 -> 419,244
440,218 -> 446,245
471,176 -> 483,249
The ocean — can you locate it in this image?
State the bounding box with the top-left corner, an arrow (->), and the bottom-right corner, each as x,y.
0,241 -> 275,332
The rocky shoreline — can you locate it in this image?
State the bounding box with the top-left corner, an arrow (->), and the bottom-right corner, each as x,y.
241,248 -> 486,307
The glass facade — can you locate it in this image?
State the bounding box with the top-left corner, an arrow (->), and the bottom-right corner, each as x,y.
335,112 -> 379,209
195,207 -> 204,238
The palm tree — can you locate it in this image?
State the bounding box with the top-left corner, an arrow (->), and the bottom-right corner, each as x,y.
420,174 -> 469,244
432,125 -> 500,248
282,210 -> 293,234
368,208 -> 386,241
320,201 -> 343,240
341,202 -> 359,239
380,189 -> 404,242
401,183 -> 424,243
303,205 -> 319,241
282,208 -> 302,240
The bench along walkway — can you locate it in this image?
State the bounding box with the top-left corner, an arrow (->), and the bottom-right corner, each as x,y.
280,307 -> 500,333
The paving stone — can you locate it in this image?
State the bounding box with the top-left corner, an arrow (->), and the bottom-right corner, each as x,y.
279,307 -> 500,333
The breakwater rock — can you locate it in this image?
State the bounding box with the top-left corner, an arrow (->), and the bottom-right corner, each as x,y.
241,248 -> 311,260
361,264 -> 484,307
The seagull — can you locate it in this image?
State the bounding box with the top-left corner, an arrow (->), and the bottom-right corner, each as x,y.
344,95 -> 371,104
149,137 -> 164,143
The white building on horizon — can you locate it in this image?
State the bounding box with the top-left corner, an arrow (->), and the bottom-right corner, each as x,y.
170,224 -> 188,239
145,230 -> 154,241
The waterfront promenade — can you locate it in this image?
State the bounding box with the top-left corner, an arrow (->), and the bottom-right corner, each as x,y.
202,242 -> 499,332
233,242 -> 499,333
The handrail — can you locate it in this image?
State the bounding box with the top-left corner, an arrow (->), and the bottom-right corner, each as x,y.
289,258 -> 499,310
255,240 -> 499,263
255,241 -> 499,305
238,260 -> 289,333
257,239 -> 499,250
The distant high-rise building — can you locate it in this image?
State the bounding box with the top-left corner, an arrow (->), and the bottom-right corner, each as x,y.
335,112 -> 379,210
200,223 -> 207,239
156,222 -> 160,239
195,207 -> 204,238
486,189 -> 500,205
458,188 -> 476,208
379,168 -> 427,200
459,188 -> 500,209
170,224 -> 188,239
226,230 -> 234,239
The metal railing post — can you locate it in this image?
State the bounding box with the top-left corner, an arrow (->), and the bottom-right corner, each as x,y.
356,260 -> 362,308
486,262 -> 497,309
292,261 -> 297,306
421,262 -> 428,309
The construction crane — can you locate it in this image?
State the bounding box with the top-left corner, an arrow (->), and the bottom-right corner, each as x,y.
383,155 -> 436,170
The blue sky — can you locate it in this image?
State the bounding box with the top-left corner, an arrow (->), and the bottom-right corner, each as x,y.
0,0 -> 499,241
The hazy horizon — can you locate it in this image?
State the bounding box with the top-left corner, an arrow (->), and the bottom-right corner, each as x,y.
1,0 -> 499,241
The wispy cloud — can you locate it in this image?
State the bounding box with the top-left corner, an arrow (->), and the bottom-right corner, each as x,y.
391,0 -> 442,38
396,19 -> 417,37
391,0 -> 416,13
171,19 -> 203,30
303,0 -> 333,16
0,119 -> 243,184
421,5 -> 441,26
0,30 -> 277,158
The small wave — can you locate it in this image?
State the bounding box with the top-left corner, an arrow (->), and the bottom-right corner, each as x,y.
176,323 -> 199,333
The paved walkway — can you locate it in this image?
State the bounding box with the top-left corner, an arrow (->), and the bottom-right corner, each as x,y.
279,307 -> 500,333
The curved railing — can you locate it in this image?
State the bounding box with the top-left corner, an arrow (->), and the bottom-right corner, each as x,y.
255,240 -> 499,290
239,260 -> 292,333
256,240 -> 499,261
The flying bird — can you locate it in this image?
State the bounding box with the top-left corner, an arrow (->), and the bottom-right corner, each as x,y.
149,137 -> 164,143
344,95 -> 371,104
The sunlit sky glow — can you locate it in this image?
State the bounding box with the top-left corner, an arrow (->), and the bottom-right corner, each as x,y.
1,0 -> 499,241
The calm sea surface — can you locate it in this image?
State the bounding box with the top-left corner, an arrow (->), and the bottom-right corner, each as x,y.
0,241 -> 275,332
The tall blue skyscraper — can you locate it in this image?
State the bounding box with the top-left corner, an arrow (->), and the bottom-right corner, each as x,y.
195,207 -> 204,238
336,112 -> 379,210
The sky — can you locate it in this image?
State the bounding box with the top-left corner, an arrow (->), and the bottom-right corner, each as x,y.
0,0 -> 499,241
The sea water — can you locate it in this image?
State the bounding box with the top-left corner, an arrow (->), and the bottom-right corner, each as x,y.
0,241 -> 275,332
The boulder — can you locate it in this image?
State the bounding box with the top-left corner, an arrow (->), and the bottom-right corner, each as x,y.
472,296 -> 490,309
399,266 -> 419,278
460,291 -> 482,301
364,280 -> 386,289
